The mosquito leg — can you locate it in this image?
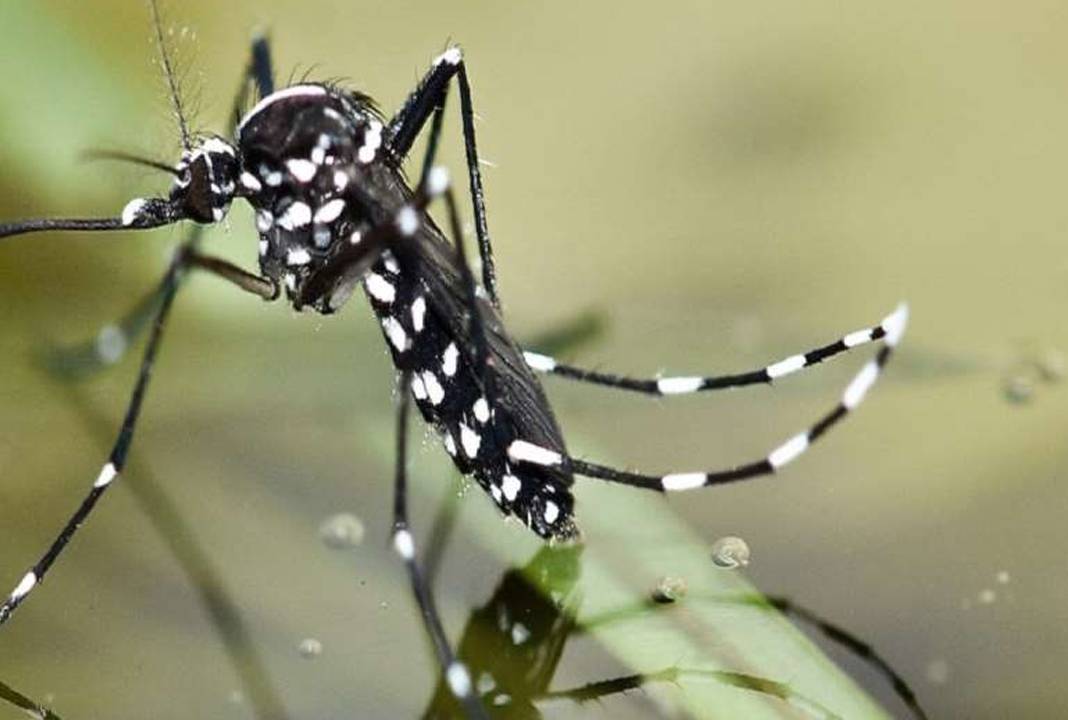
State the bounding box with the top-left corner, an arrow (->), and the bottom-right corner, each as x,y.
521,305 -> 905,397
0,242 -> 279,627
579,592 -> 927,720
229,33 -> 275,131
0,247 -> 189,626
185,252 -> 279,300
0,678 -> 64,720
386,48 -> 499,307
502,307 -> 906,493
390,370 -> 488,720
761,594 -> 928,720
541,667 -> 841,718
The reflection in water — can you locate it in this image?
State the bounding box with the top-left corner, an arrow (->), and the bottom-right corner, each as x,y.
419,546 -> 865,720
60,386 -> 290,720
0,677 -> 63,720
29,310 -> 924,719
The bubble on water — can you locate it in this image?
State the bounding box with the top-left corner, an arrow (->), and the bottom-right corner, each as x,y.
925,659 -> 950,685
996,570 -> 1010,585
978,588 -> 996,605
652,576 -> 688,604
298,637 -> 323,659
477,671 -> 496,695
1002,375 -> 1034,404
318,512 -> 365,549
1037,350 -> 1065,382
711,536 -> 751,568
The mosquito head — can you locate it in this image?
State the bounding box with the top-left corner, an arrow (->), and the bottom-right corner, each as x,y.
170,136 -> 239,224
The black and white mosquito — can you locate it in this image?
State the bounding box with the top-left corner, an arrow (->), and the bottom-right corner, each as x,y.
0,4 -> 907,717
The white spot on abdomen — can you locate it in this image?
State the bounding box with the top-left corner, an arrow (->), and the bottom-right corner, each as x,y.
278,202 -> 312,230
459,423 -> 481,458
501,475 -> 521,502
382,317 -> 409,351
286,159 -> 317,183
411,296 -> 427,333
286,248 -> 311,266
473,397 -> 490,423
365,273 -> 396,303
442,343 -> 460,377
422,371 -> 445,405
313,198 -> 346,224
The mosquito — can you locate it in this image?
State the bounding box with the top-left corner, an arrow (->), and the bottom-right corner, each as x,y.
0,3 -> 907,717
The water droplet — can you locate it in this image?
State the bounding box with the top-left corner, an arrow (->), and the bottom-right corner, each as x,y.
298,638 -> 323,659
711,536 -> 751,568
996,570 -> 1010,584
476,672 -> 496,695
1003,375 -> 1034,404
978,588 -> 996,605
318,512 -> 365,549
1038,350 -> 1065,382
652,576 -> 688,604
925,659 -> 950,685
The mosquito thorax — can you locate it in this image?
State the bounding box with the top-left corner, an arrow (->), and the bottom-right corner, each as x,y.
170,135 -> 239,224
234,84 -> 385,309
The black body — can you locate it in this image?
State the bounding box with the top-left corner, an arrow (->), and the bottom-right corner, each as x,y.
237,84 -> 576,539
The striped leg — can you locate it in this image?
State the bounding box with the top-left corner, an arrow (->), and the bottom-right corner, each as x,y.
390,370 -> 488,720
386,47 -> 499,307
0,242 -> 275,627
579,591 -> 927,720
0,678 -> 62,720
504,305 -> 906,492
522,304 -> 905,396
229,34 -> 275,132
761,595 -> 928,720
0,250 -> 186,626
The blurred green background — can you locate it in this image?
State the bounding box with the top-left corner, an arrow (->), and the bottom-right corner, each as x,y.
2,1 -> 1066,718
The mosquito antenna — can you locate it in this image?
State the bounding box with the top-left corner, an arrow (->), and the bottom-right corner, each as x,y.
147,0 -> 191,149
81,149 -> 180,176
